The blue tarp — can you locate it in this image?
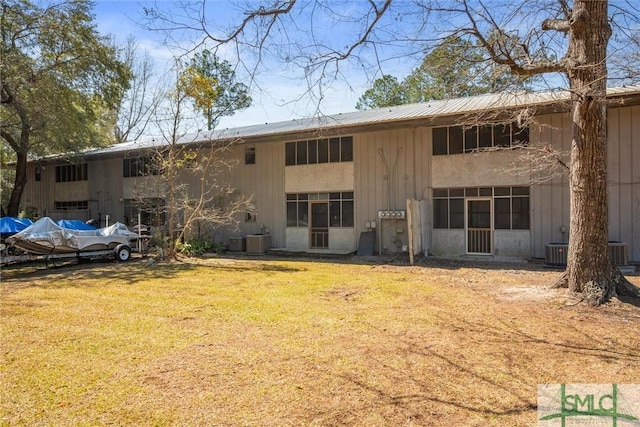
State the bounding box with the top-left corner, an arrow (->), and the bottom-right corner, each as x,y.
0,217 -> 33,234
56,219 -> 97,231
0,217 -> 33,237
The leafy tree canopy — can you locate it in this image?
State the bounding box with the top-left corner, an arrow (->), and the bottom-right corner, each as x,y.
1,0 -> 131,215
357,36 -> 533,109
183,49 -> 251,130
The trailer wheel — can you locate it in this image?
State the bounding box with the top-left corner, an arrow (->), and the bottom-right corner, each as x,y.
115,244 -> 131,262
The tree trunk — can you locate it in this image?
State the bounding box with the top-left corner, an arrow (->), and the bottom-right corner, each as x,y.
7,150 -> 28,217
563,0 -> 615,305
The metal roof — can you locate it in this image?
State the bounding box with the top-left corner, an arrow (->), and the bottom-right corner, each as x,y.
77,85 -> 640,158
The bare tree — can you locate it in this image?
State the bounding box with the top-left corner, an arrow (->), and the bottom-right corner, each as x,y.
114,37 -> 163,144
144,0 -> 640,304
130,62 -> 253,257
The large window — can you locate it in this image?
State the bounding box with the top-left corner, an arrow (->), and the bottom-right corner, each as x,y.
433,186 -> 529,230
432,124 -> 529,155
286,192 -> 354,227
123,155 -> 162,177
285,136 -> 353,165
55,163 -> 88,182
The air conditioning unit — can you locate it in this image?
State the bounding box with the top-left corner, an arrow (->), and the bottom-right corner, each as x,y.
608,242 -> 629,266
545,243 -> 567,266
545,242 -> 629,266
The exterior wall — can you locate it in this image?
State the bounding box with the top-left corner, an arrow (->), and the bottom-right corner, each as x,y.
607,105 -> 640,262
285,163 -> 353,193
494,230 -> 530,259
89,157 -> 124,226
431,229 -> 465,257
16,101 -> 639,262
531,106 -> 640,262
354,127 -> 431,254
530,113 -> 572,258
284,162 -> 355,251
431,150 -> 530,188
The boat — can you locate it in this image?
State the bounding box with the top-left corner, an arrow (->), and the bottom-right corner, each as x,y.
6,217 -> 138,261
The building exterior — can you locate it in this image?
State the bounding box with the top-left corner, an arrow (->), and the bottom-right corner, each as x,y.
19,87 -> 640,262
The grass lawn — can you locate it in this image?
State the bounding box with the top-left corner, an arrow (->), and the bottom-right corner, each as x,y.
1,256 -> 639,426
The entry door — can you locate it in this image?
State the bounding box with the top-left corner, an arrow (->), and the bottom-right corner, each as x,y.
310,202 -> 329,248
466,199 -> 492,254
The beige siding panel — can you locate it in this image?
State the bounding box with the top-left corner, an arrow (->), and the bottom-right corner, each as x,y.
633,106 -> 640,261
87,158 -> 123,224
255,141 -> 285,248
354,127 -> 429,254
531,113 -> 571,258
607,106 -> 639,261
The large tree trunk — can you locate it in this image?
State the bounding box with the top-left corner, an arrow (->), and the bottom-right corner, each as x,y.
7,150 -> 28,217
559,0 -> 626,304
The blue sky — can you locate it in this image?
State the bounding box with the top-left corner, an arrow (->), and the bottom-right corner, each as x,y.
92,0 -> 380,130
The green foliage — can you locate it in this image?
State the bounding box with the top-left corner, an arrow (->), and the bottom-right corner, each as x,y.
0,0 -> 131,215
356,36 -> 534,109
175,238 -> 215,256
355,75 -> 406,110
182,49 -> 251,130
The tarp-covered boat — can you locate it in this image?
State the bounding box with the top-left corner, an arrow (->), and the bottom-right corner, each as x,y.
6,217 -> 137,257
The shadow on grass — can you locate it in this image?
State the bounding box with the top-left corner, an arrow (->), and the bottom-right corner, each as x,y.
0,256 -> 305,289
311,310 -> 639,423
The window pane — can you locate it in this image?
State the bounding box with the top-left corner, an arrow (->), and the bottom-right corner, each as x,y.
245,146 -> 256,164
285,142 -> 296,165
464,126 -> 477,152
465,188 -> 478,197
449,199 -> 464,229
478,125 -> 493,149
494,124 -> 511,147
318,139 -> 329,163
341,201 -> 354,227
308,140 -> 317,164
433,188 -> 448,198
512,186 -> 529,195
341,136 -> 353,161
433,199 -> 448,228
494,187 -> 510,196
298,201 -> 308,226
330,201 -> 341,227
342,191 -> 353,199
479,187 -> 492,196
296,141 -> 308,164
329,137 -> 340,162
287,202 -> 298,226
512,197 -> 530,229
449,188 -> 464,197
449,126 -> 463,154
494,198 -> 511,229
286,194 -> 297,201
432,127 -> 448,155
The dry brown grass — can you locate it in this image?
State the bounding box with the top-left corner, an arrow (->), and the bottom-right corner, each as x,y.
1,256 -> 639,426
